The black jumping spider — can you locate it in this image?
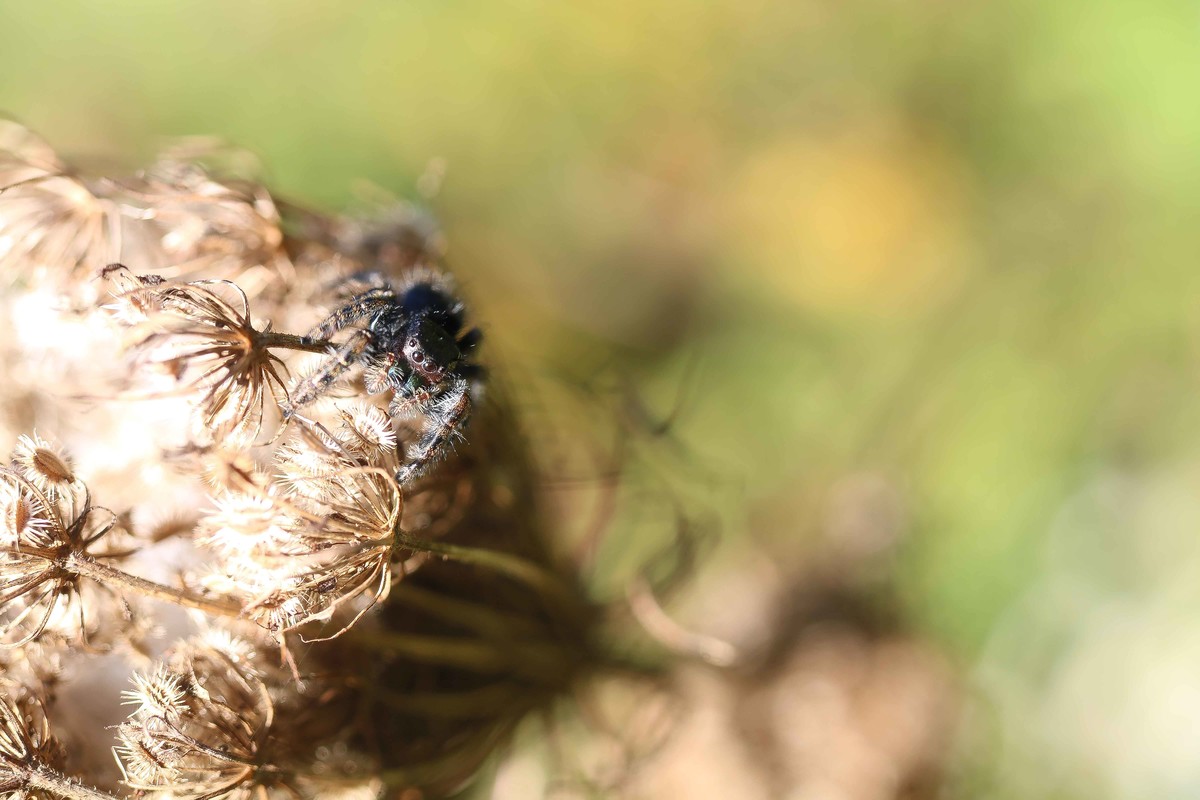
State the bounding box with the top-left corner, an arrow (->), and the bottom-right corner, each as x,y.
286,270 -> 484,483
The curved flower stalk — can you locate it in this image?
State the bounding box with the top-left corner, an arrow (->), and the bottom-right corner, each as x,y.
0,678 -> 115,800
0,681 -> 65,799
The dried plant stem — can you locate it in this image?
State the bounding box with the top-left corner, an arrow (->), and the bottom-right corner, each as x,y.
13,763 -> 117,800
353,630 -> 574,684
63,554 -> 243,617
255,331 -> 333,354
387,583 -> 545,639
377,721 -> 515,789
377,683 -> 525,719
394,534 -> 580,611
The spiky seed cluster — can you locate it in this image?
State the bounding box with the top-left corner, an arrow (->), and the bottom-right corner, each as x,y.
200,413 -> 407,636
115,637 -> 277,800
115,634 -> 373,800
107,268 -> 291,447
11,434 -> 76,502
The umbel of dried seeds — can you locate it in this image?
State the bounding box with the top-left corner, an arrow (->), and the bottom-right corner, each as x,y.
0,122 -> 686,800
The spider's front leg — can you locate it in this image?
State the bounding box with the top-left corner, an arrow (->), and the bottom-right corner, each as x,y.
283,328 -> 374,417
393,376 -> 472,484
302,288 -> 394,343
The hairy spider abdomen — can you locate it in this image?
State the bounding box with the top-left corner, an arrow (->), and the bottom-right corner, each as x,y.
399,281 -> 464,334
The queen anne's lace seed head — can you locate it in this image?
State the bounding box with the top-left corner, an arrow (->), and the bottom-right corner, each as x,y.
107,268 -> 291,448
0,440 -> 132,647
0,123 -> 606,800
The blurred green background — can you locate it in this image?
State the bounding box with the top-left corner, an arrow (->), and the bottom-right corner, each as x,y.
5,0 -> 1200,797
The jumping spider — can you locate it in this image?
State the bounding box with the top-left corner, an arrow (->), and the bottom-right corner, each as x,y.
286,270 -> 484,483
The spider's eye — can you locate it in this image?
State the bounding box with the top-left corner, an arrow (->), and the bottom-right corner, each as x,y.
408,338 -> 419,348
412,351 -> 425,363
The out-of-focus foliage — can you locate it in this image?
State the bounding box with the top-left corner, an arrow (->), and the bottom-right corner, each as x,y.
3,0 -> 1200,797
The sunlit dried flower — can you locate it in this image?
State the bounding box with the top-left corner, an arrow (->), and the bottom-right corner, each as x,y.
119,153 -> 287,287
121,667 -> 190,719
116,636 -> 363,800
12,433 -> 76,501
0,122 -> 293,296
116,639 -> 275,799
0,121 -> 121,286
199,423 -> 406,637
0,482 -> 52,548
108,268 -> 291,447
0,466 -> 120,646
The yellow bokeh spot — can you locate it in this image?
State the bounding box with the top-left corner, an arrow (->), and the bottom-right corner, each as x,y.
730,127 -> 973,317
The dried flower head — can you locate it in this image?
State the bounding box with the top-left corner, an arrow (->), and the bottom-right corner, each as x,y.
116,636 -> 362,800
0,465 -> 121,646
200,423 -> 407,637
0,121 -> 121,287
0,437 -> 166,652
115,638 -> 275,799
0,122 -> 293,297
120,153 -> 286,287
107,268 -> 291,447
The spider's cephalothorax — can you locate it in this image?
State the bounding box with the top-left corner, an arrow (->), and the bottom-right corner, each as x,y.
286,271 -> 484,483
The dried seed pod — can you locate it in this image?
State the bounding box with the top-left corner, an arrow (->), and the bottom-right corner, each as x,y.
200,423 -> 407,638
0,121 -> 293,297
116,636 -> 364,800
0,122 -> 121,288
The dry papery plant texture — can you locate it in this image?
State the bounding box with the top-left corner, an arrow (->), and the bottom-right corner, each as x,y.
0,122 -> 694,800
